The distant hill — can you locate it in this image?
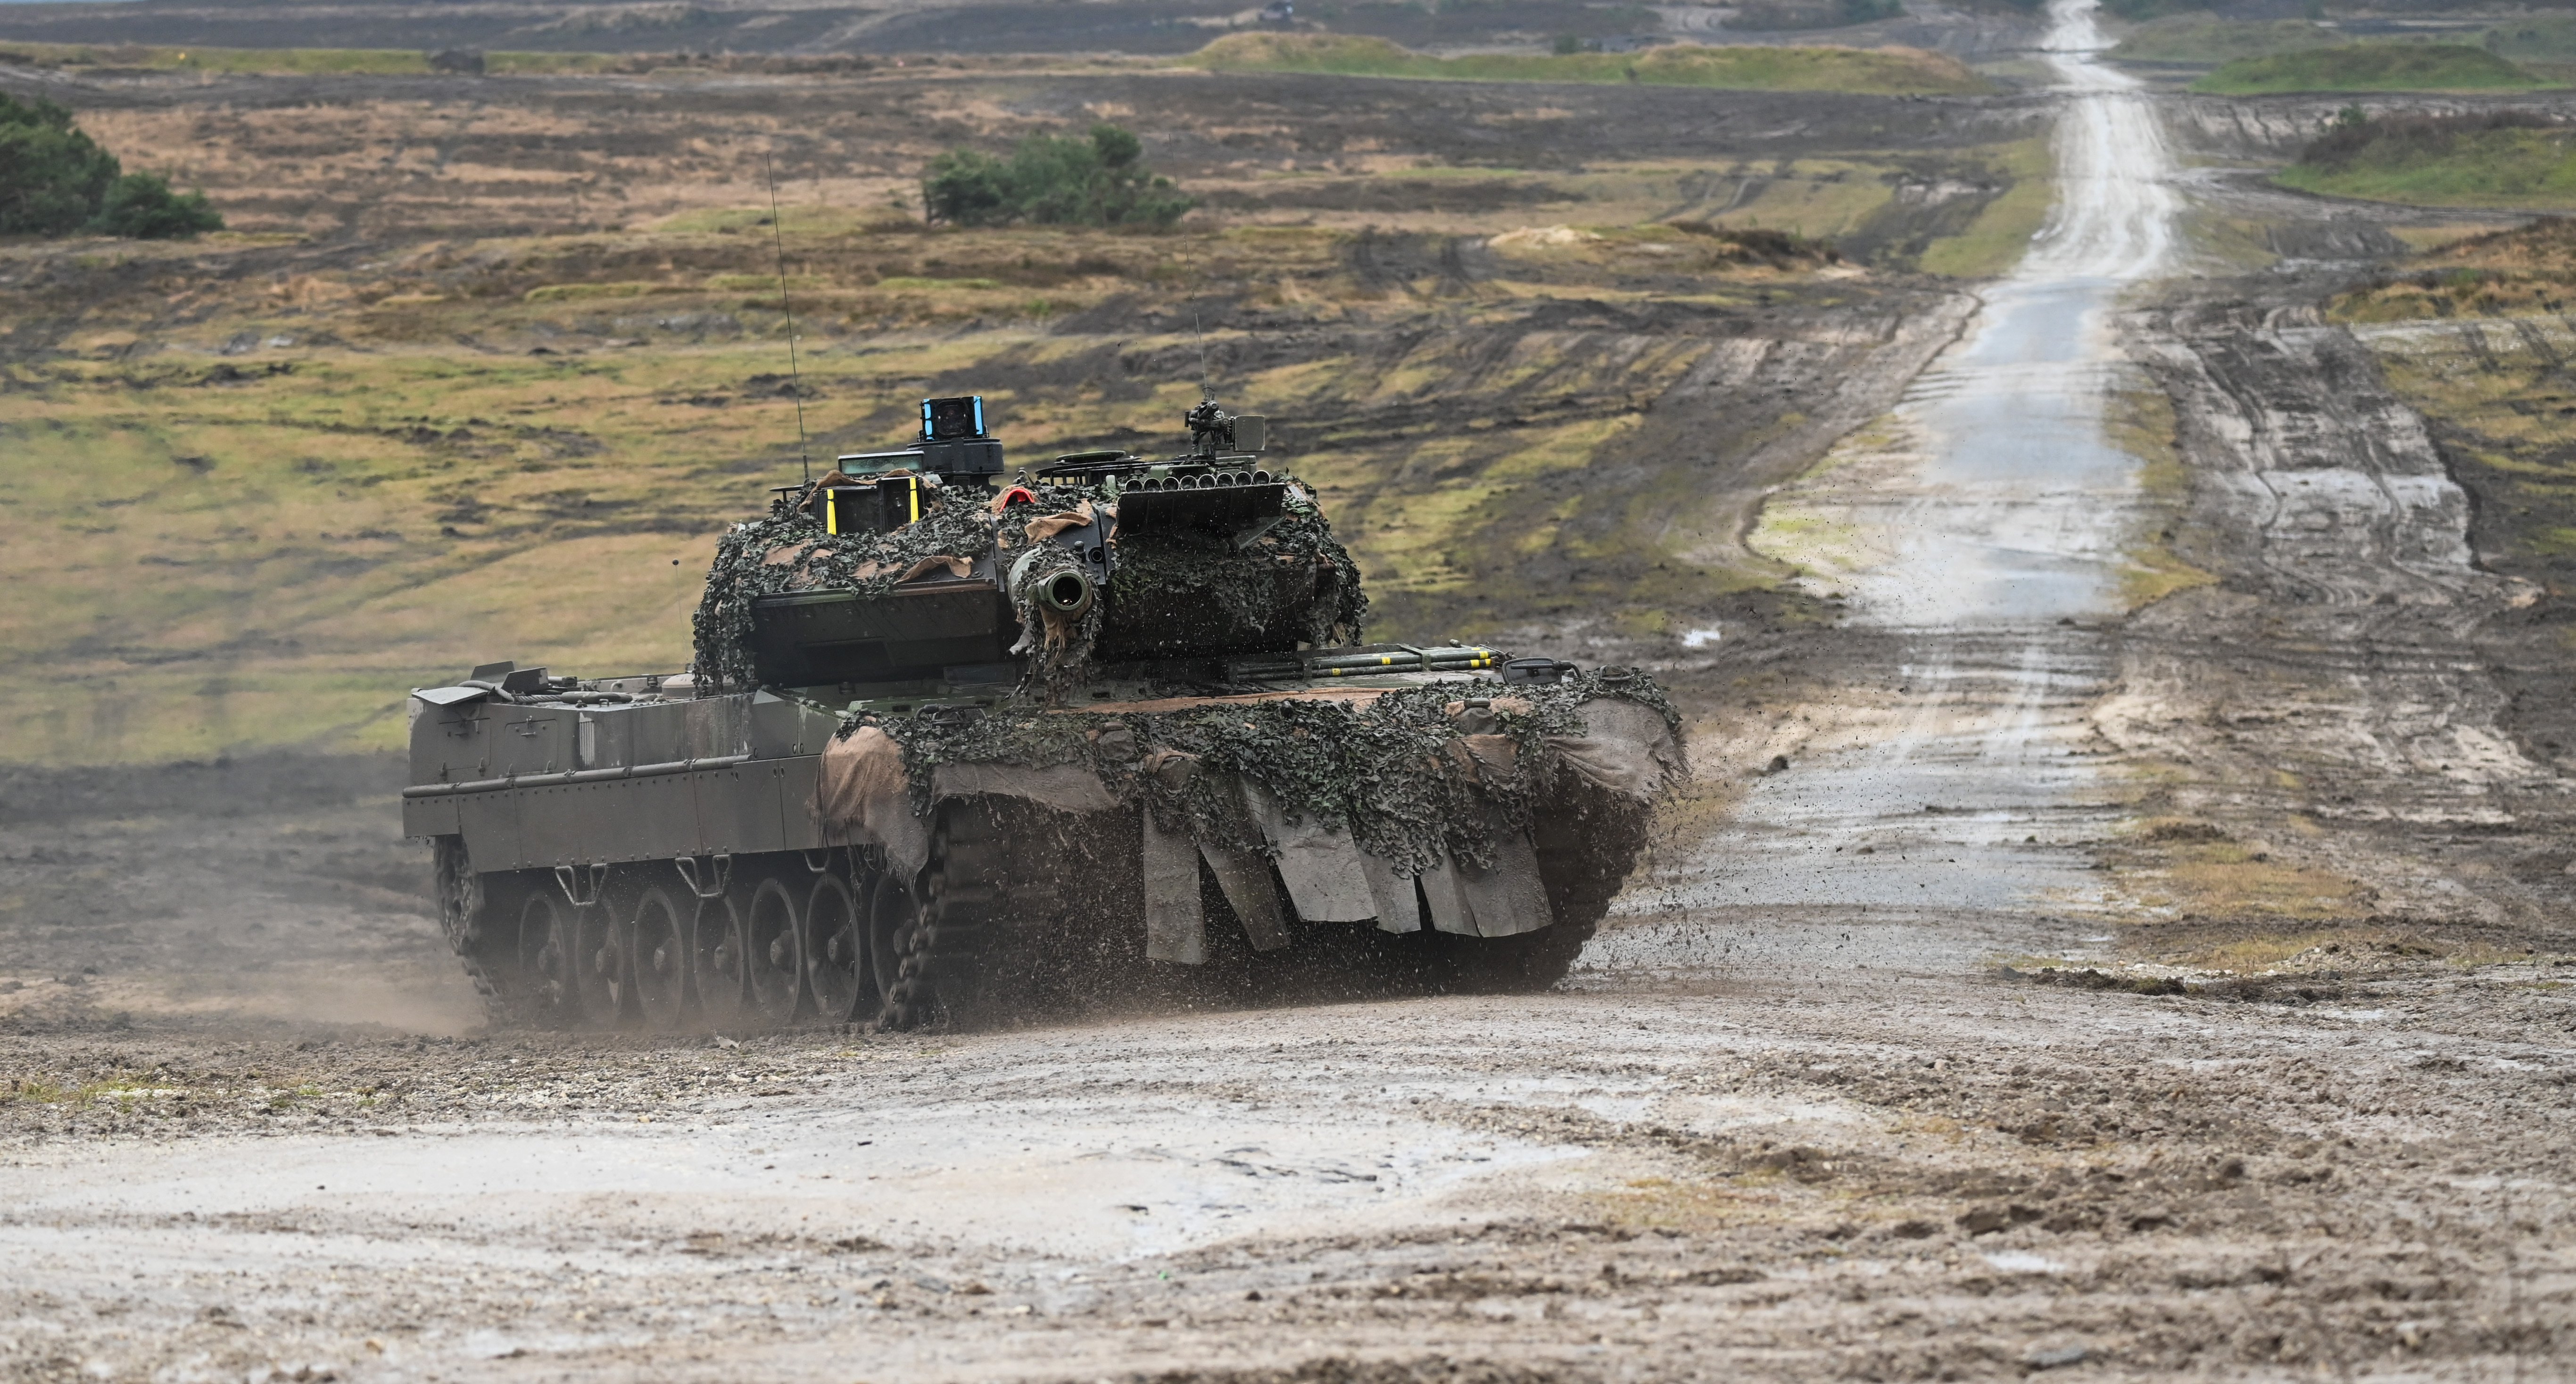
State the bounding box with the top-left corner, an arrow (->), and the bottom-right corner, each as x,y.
2194,43 -> 2544,94
0,0 -> 1668,59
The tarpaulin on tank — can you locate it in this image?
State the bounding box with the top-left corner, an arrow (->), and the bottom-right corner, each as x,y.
813,727 -> 930,876
815,727 -> 1119,879
1548,698 -> 1684,801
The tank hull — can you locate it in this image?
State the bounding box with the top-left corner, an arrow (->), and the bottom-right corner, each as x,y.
410,669 -> 1680,1031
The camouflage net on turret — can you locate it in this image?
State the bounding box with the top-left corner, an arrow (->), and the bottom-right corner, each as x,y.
692,481 -> 1005,694
694,474 -> 1370,703
1104,482 -> 1367,652
866,666 -> 1681,874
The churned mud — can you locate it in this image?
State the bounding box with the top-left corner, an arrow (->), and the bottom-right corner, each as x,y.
3,906 -> 2568,1382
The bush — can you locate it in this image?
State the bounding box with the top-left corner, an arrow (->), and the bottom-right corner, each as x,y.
92,171 -> 224,239
0,93 -> 119,235
921,123 -> 1193,229
0,91 -> 223,238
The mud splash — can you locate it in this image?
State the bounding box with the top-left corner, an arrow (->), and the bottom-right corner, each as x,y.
1651,0 -> 2178,944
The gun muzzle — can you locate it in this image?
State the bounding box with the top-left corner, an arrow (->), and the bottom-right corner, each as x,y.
1037,568 -> 1094,619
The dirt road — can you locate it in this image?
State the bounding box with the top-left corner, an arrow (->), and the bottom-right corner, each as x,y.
4,2 -> 2573,1379
1687,0 -> 2170,940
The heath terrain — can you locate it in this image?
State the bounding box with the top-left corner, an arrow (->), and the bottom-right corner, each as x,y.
3,6 -> 2574,1381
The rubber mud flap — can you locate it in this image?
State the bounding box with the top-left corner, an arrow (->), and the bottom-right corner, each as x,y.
1416,854 -> 1477,936
1242,780 -> 1374,922
1455,823 -> 1552,938
1361,854 -> 1421,934
1141,811 -> 1207,964
1199,838 -> 1291,951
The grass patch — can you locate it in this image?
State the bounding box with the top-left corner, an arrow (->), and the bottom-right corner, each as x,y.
2278,115 -> 2576,211
2109,382 -> 2217,609
1916,138 -> 2052,278
8,1076 -> 180,1106
2194,43 -> 2545,95
2112,839 -> 2369,923
1596,1178 -> 1798,1234
872,275 -> 1008,291
522,281 -> 685,303
2109,18 -> 2345,66
1185,33 -> 1993,96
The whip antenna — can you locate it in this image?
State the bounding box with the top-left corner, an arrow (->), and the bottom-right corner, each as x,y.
1194,312 -> 1212,402
763,150 -> 812,484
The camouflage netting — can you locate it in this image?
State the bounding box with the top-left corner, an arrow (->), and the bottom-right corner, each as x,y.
692,477 -> 1008,694
693,472 -> 1370,703
1102,482 -> 1367,654
867,667 -> 1681,874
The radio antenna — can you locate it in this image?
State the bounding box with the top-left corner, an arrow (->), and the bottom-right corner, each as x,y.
1194,313 -> 1213,403
763,150 -> 812,484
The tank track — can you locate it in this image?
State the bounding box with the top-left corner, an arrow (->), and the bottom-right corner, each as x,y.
431,836 -> 513,1026
884,803 -> 1002,1030
432,767 -> 1648,1032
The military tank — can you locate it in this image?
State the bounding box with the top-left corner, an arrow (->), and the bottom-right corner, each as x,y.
405,392 -> 1684,1030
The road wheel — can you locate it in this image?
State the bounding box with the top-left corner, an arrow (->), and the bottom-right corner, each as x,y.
570,894 -> 626,1026
630,883 -> 689,1028
861,871 -> 917,1028
743,874 -> 803,1028
804,871 -> 863,1024
691,891 -> 749,1031
519,890 -> 575,1028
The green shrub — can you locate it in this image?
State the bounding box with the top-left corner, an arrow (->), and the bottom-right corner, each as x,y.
921,123 -> 1193,230
0,91 -> 224,238
0,93 -> 120,235
92,171 -> 224,239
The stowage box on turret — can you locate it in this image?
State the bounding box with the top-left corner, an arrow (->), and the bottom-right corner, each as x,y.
406,395 -> 1685,1029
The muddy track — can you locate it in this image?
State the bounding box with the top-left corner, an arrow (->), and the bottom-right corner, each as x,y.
2110,289 -> 2576,940
3,942 -> 2568,1383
